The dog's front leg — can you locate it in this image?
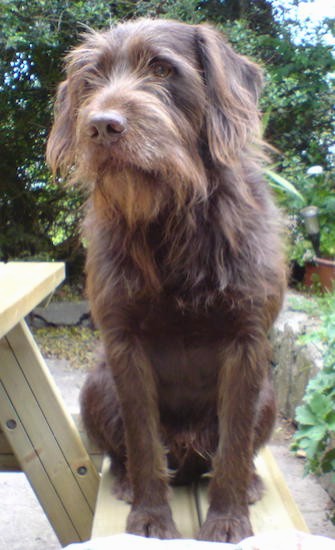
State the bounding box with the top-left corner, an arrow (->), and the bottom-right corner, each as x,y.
105,331 -> 180,539
198,332 -> 268,543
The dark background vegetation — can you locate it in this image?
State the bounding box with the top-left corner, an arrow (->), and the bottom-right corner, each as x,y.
1,0 -> 334,276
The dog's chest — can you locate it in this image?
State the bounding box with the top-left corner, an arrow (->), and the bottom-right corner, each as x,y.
138,305 -> 225,416
149,336 -> 220,420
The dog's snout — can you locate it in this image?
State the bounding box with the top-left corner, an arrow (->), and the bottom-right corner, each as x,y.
88,111 -> 127,142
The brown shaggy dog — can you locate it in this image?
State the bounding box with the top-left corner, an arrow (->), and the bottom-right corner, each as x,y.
47,19 -> 286,543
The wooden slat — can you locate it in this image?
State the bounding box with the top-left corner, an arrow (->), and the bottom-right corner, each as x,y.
252,447 -> 309,533
91,458 -> 200,539
0,382 -> 80,544
0,320 -> 100,545
170,485 -> 200,538
0,414 -> 103,472
91,457 -> 129,538
197,447 -> 309,534
7,320 -> 99,507
0,262 -> 65,339
92,448 -> 309,540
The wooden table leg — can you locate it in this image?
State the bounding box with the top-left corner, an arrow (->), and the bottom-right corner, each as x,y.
0,320 -> 99,546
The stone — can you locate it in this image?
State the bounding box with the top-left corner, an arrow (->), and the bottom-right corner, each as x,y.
29,301 -> 91,328
271,292 -> 323,419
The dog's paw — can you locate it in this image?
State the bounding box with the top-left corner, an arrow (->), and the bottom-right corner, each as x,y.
126,506 -> 181,539
248,471 -> 264,504
197,511 -> 253,543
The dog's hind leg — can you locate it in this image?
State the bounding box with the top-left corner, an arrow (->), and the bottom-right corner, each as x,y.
80,358 -> 132,502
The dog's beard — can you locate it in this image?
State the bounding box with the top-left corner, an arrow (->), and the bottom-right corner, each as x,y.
75,128 -> 208,221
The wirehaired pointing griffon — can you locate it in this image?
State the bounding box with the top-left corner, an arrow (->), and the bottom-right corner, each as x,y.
47,19 -> 286,543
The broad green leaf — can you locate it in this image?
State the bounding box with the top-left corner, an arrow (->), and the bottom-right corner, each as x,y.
309,393 -> 333,419
295,405 -> 317,426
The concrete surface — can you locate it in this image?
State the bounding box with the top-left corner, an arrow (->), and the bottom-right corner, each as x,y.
1,358 -> 335,549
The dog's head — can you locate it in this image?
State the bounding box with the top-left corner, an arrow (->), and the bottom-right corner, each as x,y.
47,19 -> 263,206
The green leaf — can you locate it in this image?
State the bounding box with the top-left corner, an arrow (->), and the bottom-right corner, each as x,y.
295,405 -> 317,426
309,393 -> 333,419
321,449 -> 335,473
266,169 -> 306,204
296,435 -> 323,461
325,411 -> 335,432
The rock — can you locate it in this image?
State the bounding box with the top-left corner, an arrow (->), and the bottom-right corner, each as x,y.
271,292 -> 323,419
29,301 -> 91,328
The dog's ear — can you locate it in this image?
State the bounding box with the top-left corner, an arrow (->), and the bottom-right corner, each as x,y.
195,25 -> 263,166
46,79 -> 77,177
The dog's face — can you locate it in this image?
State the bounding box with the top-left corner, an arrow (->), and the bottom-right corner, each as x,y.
47,19 -> 263,205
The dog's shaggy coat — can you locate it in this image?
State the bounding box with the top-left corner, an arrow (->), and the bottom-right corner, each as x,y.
47,19 -> 286,543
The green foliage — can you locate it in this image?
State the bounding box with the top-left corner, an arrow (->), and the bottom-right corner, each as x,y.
292,292 -> 335,488
271,164 -> 335,264
0,0 -> 114,263
129,0 -> 204,22
263,162 -> 335,264
219,16 -> 335,171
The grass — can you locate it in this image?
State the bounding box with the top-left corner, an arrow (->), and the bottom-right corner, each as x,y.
32,325 -> 99,370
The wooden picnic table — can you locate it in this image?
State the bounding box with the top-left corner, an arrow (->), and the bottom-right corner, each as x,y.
0,262 -> 99,546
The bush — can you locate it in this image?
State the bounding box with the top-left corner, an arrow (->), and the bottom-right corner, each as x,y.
292,292 -> 335,511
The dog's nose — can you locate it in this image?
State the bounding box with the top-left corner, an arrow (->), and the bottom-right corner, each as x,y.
88,111 -> 127,142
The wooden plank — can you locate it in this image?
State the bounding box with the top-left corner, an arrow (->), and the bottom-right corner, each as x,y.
92,458 -> 200,539
0,382 -> 80,545
197,447 -> 309,534
0,414 -> 103,472
252,447 -> 309,533
170,485 -> 200,538
0,321 -> 100,545
5,321 -> 99,507
92,447 -> 309,541
73,414 -> 104,473
91,457 -> 129,538
0,262 -> 65,339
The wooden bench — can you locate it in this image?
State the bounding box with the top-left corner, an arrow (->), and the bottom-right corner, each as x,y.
0,262 -> 99,546
92,447 -> 309,539
2,420 -> 310,540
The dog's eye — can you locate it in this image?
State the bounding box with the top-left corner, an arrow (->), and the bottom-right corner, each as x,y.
81,78 -> 95,95
150,61 -> 172,78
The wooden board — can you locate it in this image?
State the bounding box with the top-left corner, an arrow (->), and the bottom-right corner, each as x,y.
0,320 -> 100,545
197,447 -> 309,534
0,413 -> 103,472
92,448 -> 309,540
0,262 -> 65,339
